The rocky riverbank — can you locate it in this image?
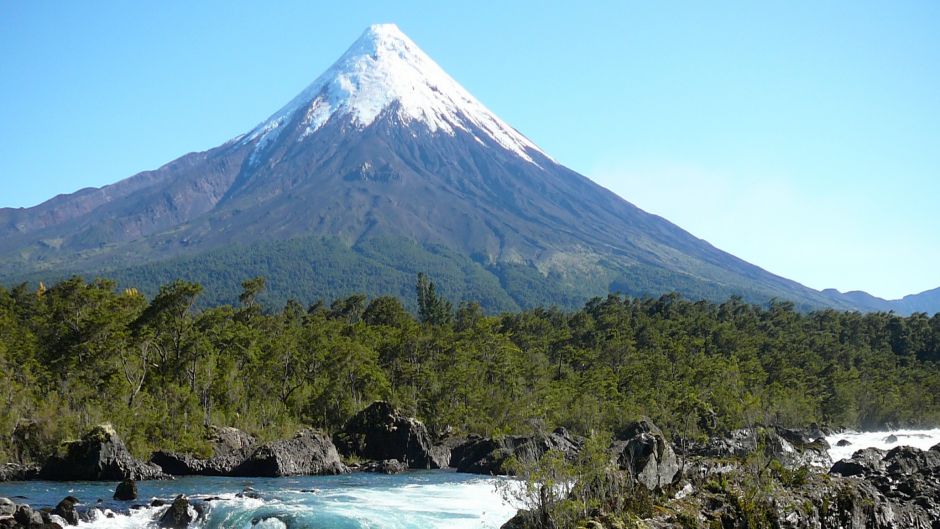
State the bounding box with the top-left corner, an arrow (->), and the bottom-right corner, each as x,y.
2,402 -> 940,528
501,422 -> 940,529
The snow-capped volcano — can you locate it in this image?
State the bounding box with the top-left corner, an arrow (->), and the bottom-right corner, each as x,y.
244,23 -> 545,163
0,23 -> 885,313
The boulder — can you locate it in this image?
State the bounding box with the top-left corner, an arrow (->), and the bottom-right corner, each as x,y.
157,495 -> 192,529
151,426 -> 256,476
359,459 -> 408,474
0,497 -> 15,517
836,439 -> 852,447
452,428 -> 582,475
882,445 -> 940,475
39,424 -> 166,481
334,402 -> 447,469
53,497 -> 79,526
830,447 -> 887,477
113,478 -> 137,501
232,429 -> 346,477
499,510 -> 535,529
13,505 -> 43,527
612,420 -> 680,491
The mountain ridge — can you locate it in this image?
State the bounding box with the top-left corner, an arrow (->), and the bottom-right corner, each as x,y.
0,24 -> 935,315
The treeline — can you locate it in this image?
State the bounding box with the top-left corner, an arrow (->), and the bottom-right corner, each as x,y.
1,275 -> 939,462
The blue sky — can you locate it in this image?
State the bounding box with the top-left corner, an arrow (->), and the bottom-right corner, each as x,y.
1,1 -> 938,299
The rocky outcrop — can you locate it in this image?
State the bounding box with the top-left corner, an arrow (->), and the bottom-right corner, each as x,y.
334,402 -> 447,469
53,497 -> 79,526
452,428 -> 582,475
830,447 -> 886,477
0,463 -> 37,482
676,426 -> 831,469
157,495 -> 192,529
611,419 -> 680,491
113,478 -> 137,501
39,425 -> 166,481
232,429 -> 346,477
151,426 -> 256,476
0,498 -> 15,517
0,497 -> 62,529
514,433 -> 940,529
358,459 -> 408,474
13,505 -> 43,527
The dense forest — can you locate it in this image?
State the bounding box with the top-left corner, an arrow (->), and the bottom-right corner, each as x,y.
10,236 -> 811,314
1,274 -> 939,463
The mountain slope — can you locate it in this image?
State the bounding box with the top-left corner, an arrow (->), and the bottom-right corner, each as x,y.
0,24 -> 930,313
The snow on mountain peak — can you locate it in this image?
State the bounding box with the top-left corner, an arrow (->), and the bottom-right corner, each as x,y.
244,24 -> 547,164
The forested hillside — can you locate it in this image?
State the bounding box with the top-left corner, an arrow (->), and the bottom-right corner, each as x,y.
1,275 -> 939,463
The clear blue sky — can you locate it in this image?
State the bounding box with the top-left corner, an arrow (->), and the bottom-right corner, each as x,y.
1,1 -> 938,299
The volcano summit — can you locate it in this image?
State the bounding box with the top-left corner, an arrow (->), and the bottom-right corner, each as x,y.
0,24 -> 882,311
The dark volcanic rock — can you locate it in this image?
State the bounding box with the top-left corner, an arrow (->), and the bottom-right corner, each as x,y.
677,426 -> 831,469
612,420 -> 680,491
39,424 -> 166,481
113,478 -> 138,501
830,447 -> 887,477
837,439 -> 852,447
627,439 -> 940,528
883,445 -> 940,474
232,429 -> 346,477
53,497 -> 79,526
13,504 -> 43,527
334,402 -> 447,469
452,428 -> 582,475
151,426 -> 256,476
359,459 -> 408,474
0,463 -> 38,483
157,495 -> 191,529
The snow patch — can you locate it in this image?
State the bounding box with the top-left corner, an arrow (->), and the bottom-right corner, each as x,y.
242,23 -> 547,164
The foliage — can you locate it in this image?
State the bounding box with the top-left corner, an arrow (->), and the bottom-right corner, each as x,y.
0,275 -> 939,463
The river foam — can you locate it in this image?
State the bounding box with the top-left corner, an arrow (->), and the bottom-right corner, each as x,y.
0,472 -> 518,529
825,428 -> 940,462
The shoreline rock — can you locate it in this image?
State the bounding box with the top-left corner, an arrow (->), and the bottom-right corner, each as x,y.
451,427 -> 582,475
231,429 -> 347,477
0,464 -> 37,483
334,401 -> 449,470
500,428 -> 940,529
0,496 -> 62,529
151,426 -> 256,476
38,424 -> 166,482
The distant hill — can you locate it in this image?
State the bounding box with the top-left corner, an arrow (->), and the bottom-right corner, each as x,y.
0,24 -> 935,314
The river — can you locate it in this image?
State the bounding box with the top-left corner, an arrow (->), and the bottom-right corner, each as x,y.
0,471 -> 517,529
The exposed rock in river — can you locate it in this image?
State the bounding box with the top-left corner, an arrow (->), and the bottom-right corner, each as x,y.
157,495 -> 192,529
232,429 -> 346,477
113,478 -> 138,501
334,401 -> 448,469
38,425 -> 165,481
